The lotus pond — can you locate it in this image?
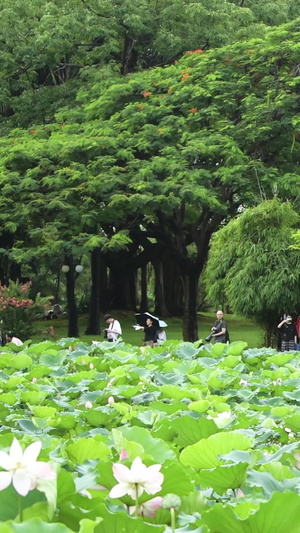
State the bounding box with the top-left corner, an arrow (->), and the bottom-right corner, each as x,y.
0,338 -> 300,532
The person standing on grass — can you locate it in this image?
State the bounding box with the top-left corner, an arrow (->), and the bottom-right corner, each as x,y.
211,310 -> 229,343
133,317 -> 158,347
278,314 -> 297,351
104,314 -> 122,342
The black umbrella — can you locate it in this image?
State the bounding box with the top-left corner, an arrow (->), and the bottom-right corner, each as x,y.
135,312 -> 160,328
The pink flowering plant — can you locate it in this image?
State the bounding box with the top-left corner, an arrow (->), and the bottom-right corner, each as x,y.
0,280 -> 51,340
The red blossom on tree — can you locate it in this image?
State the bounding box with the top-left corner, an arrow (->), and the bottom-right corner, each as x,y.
181,72 -> 191,82
143,91 -> 151,97
190,108 -> 198,114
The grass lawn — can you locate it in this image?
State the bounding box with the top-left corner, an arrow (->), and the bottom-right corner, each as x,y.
33,310 -> 264,348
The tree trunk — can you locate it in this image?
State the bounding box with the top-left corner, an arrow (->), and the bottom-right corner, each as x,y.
264,321 -> 278,348
182,272 -> 199,342
140,264 -> 148,311
99,253 -> 109,312
121,33 -> 137,75
64,254 -> 79,337
153,258 -> 169,317
85,247 -> 101,335
163,256 -> 183,316
129,270 -> 138,310
9,262 -> 21,282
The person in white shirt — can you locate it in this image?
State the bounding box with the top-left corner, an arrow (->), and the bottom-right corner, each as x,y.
157,328 -> 167,344
104,314 -> 122,342
6,332 -> 23,346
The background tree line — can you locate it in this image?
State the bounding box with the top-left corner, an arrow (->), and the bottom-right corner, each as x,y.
0,1 -> 300,340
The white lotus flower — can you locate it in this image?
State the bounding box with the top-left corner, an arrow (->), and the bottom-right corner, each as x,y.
217,411 -> 232,419
109,456 -> 163,499
0,438 -> 56,497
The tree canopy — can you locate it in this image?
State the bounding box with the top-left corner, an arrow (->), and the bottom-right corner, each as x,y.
1,12 -> 300,338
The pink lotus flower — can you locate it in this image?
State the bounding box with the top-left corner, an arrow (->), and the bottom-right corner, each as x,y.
119,449 -> 129,460
128,496 -> 163,517
109,456 -> 163,499
0,438 -> 56,497
108,396 -> 115,404
85,401 -> 93,409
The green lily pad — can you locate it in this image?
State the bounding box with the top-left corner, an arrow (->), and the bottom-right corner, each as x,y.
180,431 -> 252,469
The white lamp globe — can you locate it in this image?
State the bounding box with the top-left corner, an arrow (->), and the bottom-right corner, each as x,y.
61,265 -> 70,273
75,265 -> 84,273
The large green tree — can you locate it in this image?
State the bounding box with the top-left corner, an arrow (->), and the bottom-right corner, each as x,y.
205,200 -> 300,346
1,19 -> 300,339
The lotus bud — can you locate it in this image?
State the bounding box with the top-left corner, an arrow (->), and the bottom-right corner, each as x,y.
162,494 -> 181,510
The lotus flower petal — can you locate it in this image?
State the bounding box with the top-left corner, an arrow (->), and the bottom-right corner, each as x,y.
112,463 -> 132,483
33,461 -> 56,480
13,468 -> 33,497
23,441 -> 42,466
109,482 -> 129,499
0,471 -> 12,491
10,439 -> 23,465
0,451 -> 13,471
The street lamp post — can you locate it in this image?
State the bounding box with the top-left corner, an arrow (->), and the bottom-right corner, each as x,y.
62,256 -> 84,338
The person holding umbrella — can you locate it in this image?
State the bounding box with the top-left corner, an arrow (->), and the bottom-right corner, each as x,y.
133,312 -> 159,347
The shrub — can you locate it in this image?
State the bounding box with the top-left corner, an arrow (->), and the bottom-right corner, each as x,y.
0,280 -> 51,340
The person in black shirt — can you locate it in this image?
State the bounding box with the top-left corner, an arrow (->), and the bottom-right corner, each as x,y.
211,310 -> 229,343
133,317 -> 157,347
278,314 -> 297,351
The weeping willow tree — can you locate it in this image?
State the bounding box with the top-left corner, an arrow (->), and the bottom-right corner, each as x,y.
205,199 -> 300,347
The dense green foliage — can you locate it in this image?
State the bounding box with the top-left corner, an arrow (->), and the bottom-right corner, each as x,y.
205,200 -> 300,344
2,0 -> 300,129
0,339 -> 300,530
1,3 -> 300,339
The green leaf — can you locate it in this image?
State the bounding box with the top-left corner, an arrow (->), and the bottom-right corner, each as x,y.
198,463 -> 248,494
180,431 -> 252,469
172,415 -> 220,446
117,426 -> 176,462
0,485 -> 44,521
176,343 -> 199,359
66,438 -> 111,464
203,491 -> 300,533
7,519 -> 71,532
94,507 -> 165,533
226,342 -> 248,356
188,400 -> 210,413
211,343 -> 226,357
57,468 -> 76,505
